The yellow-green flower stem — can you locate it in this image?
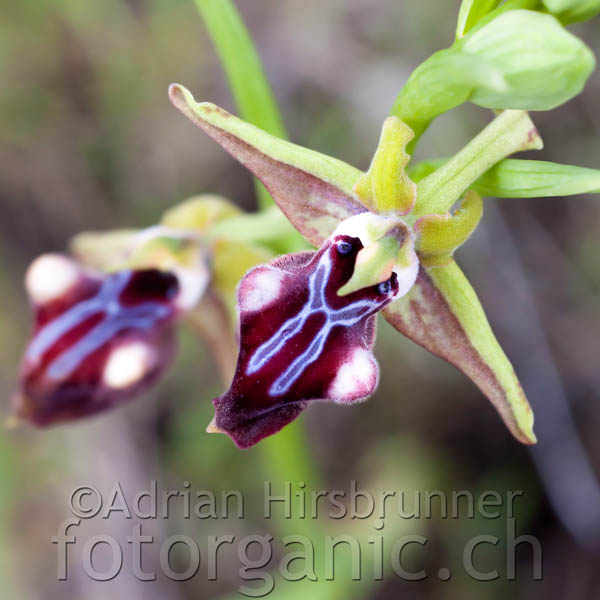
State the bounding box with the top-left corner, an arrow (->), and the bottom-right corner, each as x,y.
196,0 -> 286,210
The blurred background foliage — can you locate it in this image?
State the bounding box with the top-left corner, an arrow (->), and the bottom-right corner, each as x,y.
0,1 -> 599,598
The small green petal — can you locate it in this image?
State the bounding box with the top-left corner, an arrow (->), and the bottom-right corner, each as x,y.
415,190 -> 483,265
415,109 -> 542,217
354,117 -> 417,215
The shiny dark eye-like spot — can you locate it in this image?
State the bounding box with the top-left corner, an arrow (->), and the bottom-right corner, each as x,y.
336,240 -> 353,255
377,280 -> 391,295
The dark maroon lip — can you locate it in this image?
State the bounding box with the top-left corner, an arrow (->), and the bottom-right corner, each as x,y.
212,235 -> 394,448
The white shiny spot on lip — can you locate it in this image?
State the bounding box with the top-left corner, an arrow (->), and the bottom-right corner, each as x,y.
103,341 -> 154,388
329,347 -> 378,403
240,267 -> 284,313
25,254 -> 80,304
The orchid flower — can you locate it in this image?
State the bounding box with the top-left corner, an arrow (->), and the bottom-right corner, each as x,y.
15,257 -> 186,425
211,223 -> 416,448
169,84 -> 543,447
14,195 -> 277,425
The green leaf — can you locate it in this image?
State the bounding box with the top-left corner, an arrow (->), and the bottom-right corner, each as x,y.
196,0 -> 287,209
456,0 -> 502,38
475,159 -> 600,197
169,84 -> 365,247
461,10 -> 596,110
411,158 -> 600,198
391,7 -> 594,147
542,0 -> 600,23
383,260 -> 536,445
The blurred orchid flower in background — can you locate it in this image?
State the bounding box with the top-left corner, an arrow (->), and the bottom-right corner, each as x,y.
13,195 -> 285,426
16,258 -> 186,425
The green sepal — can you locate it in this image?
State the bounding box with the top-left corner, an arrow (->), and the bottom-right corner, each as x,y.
161,195 -> 241,231
163,195 -> 276,321
384,260 -> 536,445
69,229 -> 140,272
71,227 -> 205,273
207,206 -> 309,254
169,84 -> 365,247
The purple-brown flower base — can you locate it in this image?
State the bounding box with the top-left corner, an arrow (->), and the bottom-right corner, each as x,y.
213,235 -> 399,448
16,255 -> 181,426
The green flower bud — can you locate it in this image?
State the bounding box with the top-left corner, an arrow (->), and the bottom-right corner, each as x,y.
392,9 -> 595,142
542,0 -> 600,23
461,10 -> 596,110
